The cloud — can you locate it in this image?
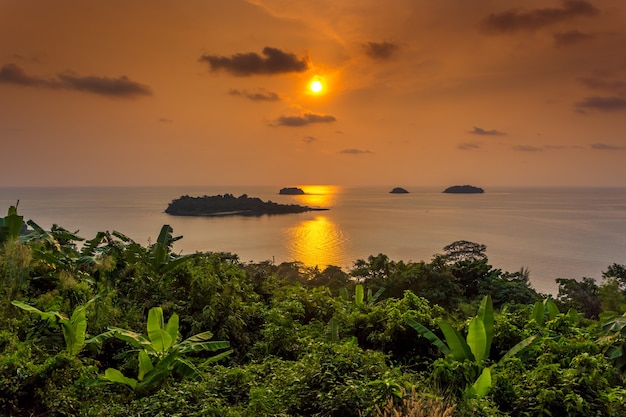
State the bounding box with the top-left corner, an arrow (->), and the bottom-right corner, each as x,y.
514,145 -> 543,152
577,77 -> 626,94
56,73 -> 152,97
228,88 -> 280,101
458,142 -> 482,150
0,63 -> 152,98
303,136 -> 317,143
363,41 -> 399,59
553,30 -> 596,47
575,96 -> 626,112
199,47 -> 309,76
481,1 -> 599,34
591,143 -> 626,150
468,126 -> 506,136
158,117 -> 173,123
0,63 -> 53,87
273,112 -> 337,127
339,149 -> 372,154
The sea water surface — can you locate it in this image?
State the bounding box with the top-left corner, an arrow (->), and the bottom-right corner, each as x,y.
1,185 -> 626,295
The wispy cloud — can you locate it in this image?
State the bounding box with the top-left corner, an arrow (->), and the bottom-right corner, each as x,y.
158,117 -> 173,123
514,145 -> 543,152
339,148 -> 372,155
363,41 -> 399,59
272,112 -> 336,127
199,47 -> 309,76
229,88 -> 280,101
468,126 -> 506,136
303,136 -> 317,143
591,143 -> 626,150
0,63 -> 152,98
577,77 -> 626,94
575,96 -> 626,112
481,1 -> 599,34
553,30 -> 596,47
458,142 -> 482,150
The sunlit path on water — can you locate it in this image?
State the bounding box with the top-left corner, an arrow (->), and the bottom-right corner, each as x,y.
284,215 -> 351,269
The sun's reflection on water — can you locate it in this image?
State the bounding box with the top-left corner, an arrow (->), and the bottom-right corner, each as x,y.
292,185 -> 340,209
285,215 -> 350,269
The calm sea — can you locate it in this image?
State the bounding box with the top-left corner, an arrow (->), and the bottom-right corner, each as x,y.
1,185 -> 625,296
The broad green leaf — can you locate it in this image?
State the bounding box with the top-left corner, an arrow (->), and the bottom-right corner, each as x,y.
477,295 -> 493,356
164,313 -> 179,345
546,299 -> 560,319
102,368 -> 137,390
499,335 -> 538,364
88,327 -> 152,350
179,335 -> 230,354
11,300 -> 62,322
340,287 -> 349,302
532,301 -> 544,326
173,357 -> 202,379
201,349 -> 234,366
355,284 -> 364,305
326,317 -> 340,343
407,318 -> 450,356
138,350 -> 154,381
466,317 -> 487,363
369,287 -> 385,305
147,307 -> 168,352
468,367 -> 492,398
439,320 -> 474,361
81,231 -> 106,256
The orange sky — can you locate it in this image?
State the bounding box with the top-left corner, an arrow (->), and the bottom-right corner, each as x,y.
1,0 -> 626,187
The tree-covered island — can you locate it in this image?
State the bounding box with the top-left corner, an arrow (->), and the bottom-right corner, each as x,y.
165,193 -> 327,216
443,185 -> 485,194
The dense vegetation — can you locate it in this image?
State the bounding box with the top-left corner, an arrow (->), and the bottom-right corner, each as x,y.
165,194 -> 326,216
1,205 -> 626,416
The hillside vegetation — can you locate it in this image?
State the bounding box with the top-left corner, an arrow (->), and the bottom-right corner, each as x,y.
1,205 -> 626,416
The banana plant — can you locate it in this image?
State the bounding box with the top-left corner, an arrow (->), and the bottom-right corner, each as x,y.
87,306 -> 232,391
339,283 -> 384,306
11,298 -> 96,356
408,295 -> 537,398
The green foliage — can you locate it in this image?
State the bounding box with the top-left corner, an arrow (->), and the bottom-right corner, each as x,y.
12,298 -> 96,355
88,306 -> 232,392
556,277 -> 602,319
0,203 -> 24,243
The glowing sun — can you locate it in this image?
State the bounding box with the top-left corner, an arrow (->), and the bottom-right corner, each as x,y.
310,80 -> 323,93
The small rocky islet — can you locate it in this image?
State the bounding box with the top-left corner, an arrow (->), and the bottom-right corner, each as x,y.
279,187 -> 305,195
442,185 -> 485,194
389,187 -> 409,194
165,193 -> 327,217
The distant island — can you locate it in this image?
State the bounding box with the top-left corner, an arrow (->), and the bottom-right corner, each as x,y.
389,187 -> 409,194
443,185 -> 485,194
279,187 -> 305,195
165,194 -> 327,217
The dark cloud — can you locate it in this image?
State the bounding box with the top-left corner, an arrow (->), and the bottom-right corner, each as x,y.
577,77 -> 626,94
363,41 -> 399,59
576,96 -> 626,112
514,145 -> 543,152
303,136 -> 317,143
468,126 -> 506,136
199,47 -> 309,76
0,63 -> 53,87
273,112 -> 336,127
0,63 -> 152,98
591,143 -> 626,150
228,88 -> 280,101
481,1 -> 599,34
158,117 -> 173,123
339,149 -> 372,155
553,30 -> 596,47
57,73 -> 152,97
458,142 -> 482,150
